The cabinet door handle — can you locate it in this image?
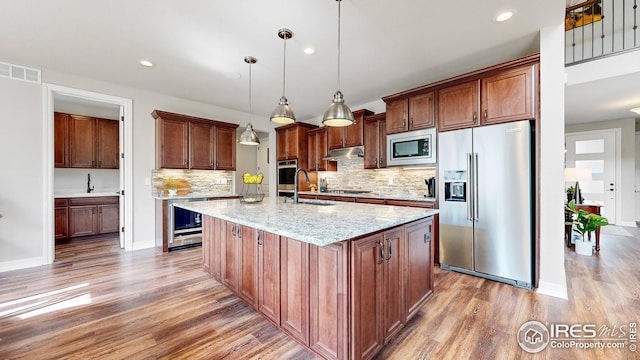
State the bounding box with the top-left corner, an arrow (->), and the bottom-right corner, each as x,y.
374,158 -> 378,165
386,237 -> 392,261
484,109 -> 488,119
92,208 -> 96,215
402,119 -> 406,127
216,161 -> 219,167
410,118 -> 414,126
473,112 -> 477,121
377,240 -> 384,265
237,226 -> 242,239
257,231 -> 261,246
231,224 -> 236,237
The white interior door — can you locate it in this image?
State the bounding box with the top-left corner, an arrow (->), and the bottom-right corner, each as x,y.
565,130 -> 618,223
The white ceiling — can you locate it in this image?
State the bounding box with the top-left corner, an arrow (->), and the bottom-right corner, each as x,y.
5,0 -> 624,125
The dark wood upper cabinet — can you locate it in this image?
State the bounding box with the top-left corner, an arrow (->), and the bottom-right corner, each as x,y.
275,122 -> 317,167
153,110 -> 238,170
96,118 -> 119,169
189,121 -> 214,170
437,80 -> 481,132
327,109 -> 373,150
157,116 -> 189,169
386,92 -> 434,135
481,64 -> 537,126
54,112 -> 70,168
214,126 -> 236,170
307,127 -> 336,172
69,115 -> 97,168
363,113 -> 386,169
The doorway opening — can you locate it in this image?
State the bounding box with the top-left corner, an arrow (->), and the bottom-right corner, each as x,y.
44,84 -> 133,263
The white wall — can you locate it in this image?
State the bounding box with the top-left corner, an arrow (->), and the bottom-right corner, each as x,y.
566,117 -> 636,226
537,23 -> 569,299
0,77 -> 45,268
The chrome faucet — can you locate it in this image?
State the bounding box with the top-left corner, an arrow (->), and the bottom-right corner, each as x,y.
87,173 -> 94,193
293,168 -> 310,204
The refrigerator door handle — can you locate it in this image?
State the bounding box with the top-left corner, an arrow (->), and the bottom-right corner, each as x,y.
474,152 -> 479,221
467,153 -> 473,221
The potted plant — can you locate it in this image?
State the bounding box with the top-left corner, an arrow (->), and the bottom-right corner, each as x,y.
164,179 -> 180,196
309,184 -> 317,192
565,199 -> 608,255
566,186 -> 575,203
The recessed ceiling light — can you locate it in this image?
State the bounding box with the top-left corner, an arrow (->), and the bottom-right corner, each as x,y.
495,11 -> 514,22
304,48 -> 315,55
140,60 -> 154,67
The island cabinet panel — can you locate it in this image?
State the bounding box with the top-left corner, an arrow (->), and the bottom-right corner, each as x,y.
222,221 -> 241,293
238,225 -> 259,308
382,227 -> 405,343
309,242 -> 349,360
258,230 -> 281,325
202,216 -> 212,273
351,233 -> 385,360
211,218 -> 225,280
280,236 -> 310,346
405,218 -> 434,320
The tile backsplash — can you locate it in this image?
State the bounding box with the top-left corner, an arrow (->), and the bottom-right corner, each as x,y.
152,169 -> 234,195
317,159 -> 436,198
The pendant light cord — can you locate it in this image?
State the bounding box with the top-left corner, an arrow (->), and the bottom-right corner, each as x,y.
282,35 -> 287,97
337,0 -> 341,92
249,61 -> 253,124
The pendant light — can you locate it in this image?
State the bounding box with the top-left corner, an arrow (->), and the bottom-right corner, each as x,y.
270,28 -> 296,124
239,56 -> 260,146
322,0 -> 354,127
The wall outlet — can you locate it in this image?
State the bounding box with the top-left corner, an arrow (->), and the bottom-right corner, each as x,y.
388,177 -> 394,185
144,177 -> 151,185
220,179 -> 227,185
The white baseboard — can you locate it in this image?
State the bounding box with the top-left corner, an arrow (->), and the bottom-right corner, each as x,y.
536,281 -> 569,299
0,256 -> 47,273
616,221 -> 636,227
132,240 -> 155,251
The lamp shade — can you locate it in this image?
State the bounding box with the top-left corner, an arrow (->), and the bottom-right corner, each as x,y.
322,90 -> 354,127
270,96 -> 296,124
564,167 -> 592,182
239,123 -> 260,145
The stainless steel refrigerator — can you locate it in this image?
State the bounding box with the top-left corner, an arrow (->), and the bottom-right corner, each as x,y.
438,120 -> 533,289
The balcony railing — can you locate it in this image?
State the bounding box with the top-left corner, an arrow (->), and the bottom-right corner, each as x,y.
565,0 -> 640,65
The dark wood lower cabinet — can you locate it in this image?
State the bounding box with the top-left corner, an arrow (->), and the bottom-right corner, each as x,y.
280,236 -> 310,346
57,197 -> 119,239
202,215 -> 435,360
310,242 -> 348,360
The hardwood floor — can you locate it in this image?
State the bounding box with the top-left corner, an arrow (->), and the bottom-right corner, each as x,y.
1,228 -> 639,359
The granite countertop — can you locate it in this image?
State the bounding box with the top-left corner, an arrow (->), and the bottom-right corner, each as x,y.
297,191 -> 436,203
175,197 -> 438,246
55,191 -> 120,198
152,192 -> 238,200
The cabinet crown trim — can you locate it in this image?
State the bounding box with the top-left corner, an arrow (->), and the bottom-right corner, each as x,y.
151,110 -> 239,129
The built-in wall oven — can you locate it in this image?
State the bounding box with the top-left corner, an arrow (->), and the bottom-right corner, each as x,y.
277,160 -> 297,197
168,198 -> 205,251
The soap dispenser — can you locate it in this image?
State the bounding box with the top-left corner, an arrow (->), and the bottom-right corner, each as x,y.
319,177 -> 327,192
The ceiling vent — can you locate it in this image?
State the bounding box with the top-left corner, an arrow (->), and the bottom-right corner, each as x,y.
0,61 -> 41,84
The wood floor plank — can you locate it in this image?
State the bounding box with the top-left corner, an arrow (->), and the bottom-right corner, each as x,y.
1,227 -> 640,359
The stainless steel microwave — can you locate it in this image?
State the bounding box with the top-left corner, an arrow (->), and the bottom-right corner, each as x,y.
386,128 -> 437,166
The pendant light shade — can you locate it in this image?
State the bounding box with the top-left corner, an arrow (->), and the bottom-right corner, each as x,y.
240,56 -> 260,146
322,0 -> 354,127
270,28 -> 296,124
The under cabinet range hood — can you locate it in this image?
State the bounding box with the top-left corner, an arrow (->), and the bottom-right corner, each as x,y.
322,146 -> 364,161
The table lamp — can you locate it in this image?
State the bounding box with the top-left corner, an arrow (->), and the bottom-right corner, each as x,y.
564,167 -> 592,204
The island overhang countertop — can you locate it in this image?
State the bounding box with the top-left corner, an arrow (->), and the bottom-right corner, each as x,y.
175,197 -> 438,246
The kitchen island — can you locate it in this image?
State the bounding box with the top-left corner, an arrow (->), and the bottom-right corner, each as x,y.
177,197 -> 437,360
